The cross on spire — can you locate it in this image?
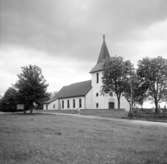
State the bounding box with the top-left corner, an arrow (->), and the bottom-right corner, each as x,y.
103,34 -> 105,41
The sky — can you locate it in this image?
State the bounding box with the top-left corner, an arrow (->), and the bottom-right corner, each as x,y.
0,0 -> 167,96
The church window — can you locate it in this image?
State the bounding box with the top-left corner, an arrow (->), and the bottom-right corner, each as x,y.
96,103 -> 99,108
79,98 -> 82,108
96,73 -> 99,83
73,99 -> 75,108
96,93 -> 99,97
67,100 -> 70,108
53,104 -> 55,108
109,92 -> 113,97
62,100 -> 64,109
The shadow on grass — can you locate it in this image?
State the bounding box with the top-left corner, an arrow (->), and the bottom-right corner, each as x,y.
8,111 -> 45,116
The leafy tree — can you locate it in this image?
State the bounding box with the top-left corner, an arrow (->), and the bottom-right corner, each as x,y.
123,73 -> 149,109
135,85 -> 149,109
102,56 -> 133,109
137,56 -> 167,113
15,65 -> 48,113
0,87 -> 18,112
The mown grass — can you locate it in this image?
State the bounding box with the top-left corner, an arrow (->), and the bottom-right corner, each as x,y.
0,113 -> 167,164
44,109 -> 128,118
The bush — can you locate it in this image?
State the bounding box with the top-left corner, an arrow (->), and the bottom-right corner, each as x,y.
131,108 -> 167,119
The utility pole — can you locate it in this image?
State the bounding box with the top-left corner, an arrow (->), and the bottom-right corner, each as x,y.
128,73 -> 133,118
130,76 -> 133,113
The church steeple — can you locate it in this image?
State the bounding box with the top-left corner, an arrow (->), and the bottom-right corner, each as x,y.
90,35 -> 111,73
96,34 -> 110,64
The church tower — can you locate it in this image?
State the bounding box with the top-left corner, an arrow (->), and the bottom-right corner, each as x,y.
90,34 -> 110,73
90,35 -> 115,109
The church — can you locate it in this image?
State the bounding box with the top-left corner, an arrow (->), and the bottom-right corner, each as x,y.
43,36 -> 130,111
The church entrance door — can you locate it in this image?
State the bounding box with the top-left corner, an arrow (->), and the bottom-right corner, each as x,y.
109,102 -> 114,110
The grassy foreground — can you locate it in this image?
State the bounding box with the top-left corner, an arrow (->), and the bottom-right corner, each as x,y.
0,114 -> 167,164
44,109 -> 128,118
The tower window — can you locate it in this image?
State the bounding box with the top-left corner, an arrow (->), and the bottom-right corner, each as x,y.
96,93 -> 99,97
79,98 -> 82,108
67,100 -> 70,108
96,103 -> 99,108
109,92 -> 113,97
73,99 -> 75,108
96,72 -> 99,83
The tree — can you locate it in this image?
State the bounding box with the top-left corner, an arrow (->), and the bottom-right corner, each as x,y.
15,65 -> 48,113
102,56 -> 133,109
123,73 -> 149,109
137,56 -> 167,113
0,87 -> 18,112
135,83 -> 149,109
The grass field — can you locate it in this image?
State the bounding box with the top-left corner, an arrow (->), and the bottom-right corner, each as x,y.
0,113 -> 167,164
44,109 -> 128,118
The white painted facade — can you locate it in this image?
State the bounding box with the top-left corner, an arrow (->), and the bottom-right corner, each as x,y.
90,71 -> 130,111
44,36 -> 130,111
59,97 -> 85,110
44,97 -> 86,110
44,70 -> 130,111
48,100 -> 59,110
91,71 -> 112,109
85,89 -> 93,109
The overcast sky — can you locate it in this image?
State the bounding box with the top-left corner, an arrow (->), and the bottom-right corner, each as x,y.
0,0 -> 167,95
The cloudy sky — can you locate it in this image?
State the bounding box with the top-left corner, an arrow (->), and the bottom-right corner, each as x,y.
0,0 -> 167,96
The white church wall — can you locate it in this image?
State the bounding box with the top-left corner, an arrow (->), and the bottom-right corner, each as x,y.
120,96 -> 130,111
91,71 -> 129,111
43,36 -> 130,112
43,104 -> 48,110
47,100 -> 59,110
85,89 -> 93,109
59,97 -> 85,110
91,71 -> 112,109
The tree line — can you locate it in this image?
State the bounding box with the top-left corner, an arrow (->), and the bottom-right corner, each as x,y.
0,56 -> 167,114
0,65 -> 49,113
102,56 -> 167,113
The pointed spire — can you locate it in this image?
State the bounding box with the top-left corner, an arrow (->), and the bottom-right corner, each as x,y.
89,34 -> 111,73
96,34 -> 110,64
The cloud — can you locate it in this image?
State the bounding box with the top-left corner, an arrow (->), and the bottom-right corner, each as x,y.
1,0 -> 167,61
0,0 -> 167,95
0,45 -> 92,95
113,19 -> 167,66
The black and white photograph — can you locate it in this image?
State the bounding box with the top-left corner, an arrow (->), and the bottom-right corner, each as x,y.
0,0 -> 167,163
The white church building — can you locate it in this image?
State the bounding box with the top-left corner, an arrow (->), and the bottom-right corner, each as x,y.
43,36 -> 130,111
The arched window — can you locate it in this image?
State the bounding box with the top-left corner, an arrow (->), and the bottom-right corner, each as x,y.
73,99 -> 75,108
62,100 -> 64,109
96,72 -> 99,83
96,103 -> 99,108
109,92 -> 113,97
79,98 -> 82,108
67,100 -> 70,108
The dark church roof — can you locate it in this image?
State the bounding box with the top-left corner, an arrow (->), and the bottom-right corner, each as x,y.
44,80 -> 91,103
57,80 -> 91,99
90,35 -> 110,73
43,93 -> 59,104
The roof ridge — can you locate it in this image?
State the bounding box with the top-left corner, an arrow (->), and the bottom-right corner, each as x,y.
56,80 -> 92,99
67,80 -> 91,86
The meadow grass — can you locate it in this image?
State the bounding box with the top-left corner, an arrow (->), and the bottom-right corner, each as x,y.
0,113 -> 167,164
